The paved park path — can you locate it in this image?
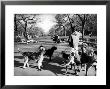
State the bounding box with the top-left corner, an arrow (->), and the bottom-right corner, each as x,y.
14,36 -> 96,76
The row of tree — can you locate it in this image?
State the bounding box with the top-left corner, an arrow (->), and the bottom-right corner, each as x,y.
14,14 -> 97,40
49,14 -> 97,37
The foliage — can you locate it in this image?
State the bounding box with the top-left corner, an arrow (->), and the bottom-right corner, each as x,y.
48,14 -> 97,37
14,14 -> 97,39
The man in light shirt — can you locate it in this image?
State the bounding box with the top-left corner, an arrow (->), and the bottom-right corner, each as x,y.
69,30 -> 82,62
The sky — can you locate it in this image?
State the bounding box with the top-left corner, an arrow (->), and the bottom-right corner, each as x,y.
37,14 -> 57,34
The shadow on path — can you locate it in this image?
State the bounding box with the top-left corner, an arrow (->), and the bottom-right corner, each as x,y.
42,57 -> 66,75
14,60 -> 23,67
14,56 -> 24,59
14,56 -> 66,75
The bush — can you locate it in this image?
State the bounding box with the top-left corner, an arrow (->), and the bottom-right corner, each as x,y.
14,37 -> 21,42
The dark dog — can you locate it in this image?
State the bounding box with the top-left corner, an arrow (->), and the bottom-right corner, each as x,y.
80,48 -> 97,76
44,46 -> 57,61
61,51 -> 70,64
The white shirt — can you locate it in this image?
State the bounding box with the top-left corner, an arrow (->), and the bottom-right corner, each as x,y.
71,31 -> 82,51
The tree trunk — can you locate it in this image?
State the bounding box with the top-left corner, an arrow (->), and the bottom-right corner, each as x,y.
81,21 -> 85,53
65,29 -> 66,37
75,14 -> 86,53
24,21 -> 28,40
14,14 -> 17,31
62,25 -> 66,37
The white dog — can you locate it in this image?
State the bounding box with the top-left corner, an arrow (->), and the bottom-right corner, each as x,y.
37,46 -> 45,71
65,48 -> 78,75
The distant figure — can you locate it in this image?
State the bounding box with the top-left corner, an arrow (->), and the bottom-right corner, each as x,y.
53,35 -> 60,43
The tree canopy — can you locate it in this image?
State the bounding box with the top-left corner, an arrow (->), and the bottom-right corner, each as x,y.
14,14 -> 97,39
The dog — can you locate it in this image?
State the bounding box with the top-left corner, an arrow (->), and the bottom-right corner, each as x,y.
44,46 -> 57,61
37,46 -> 45,71
79,47 -> 97,76
62,48 -> 80,75
88,50 -> 97,75
17,46 -> 45,69
65,52 -> 77,75
61,51 -> 70,64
